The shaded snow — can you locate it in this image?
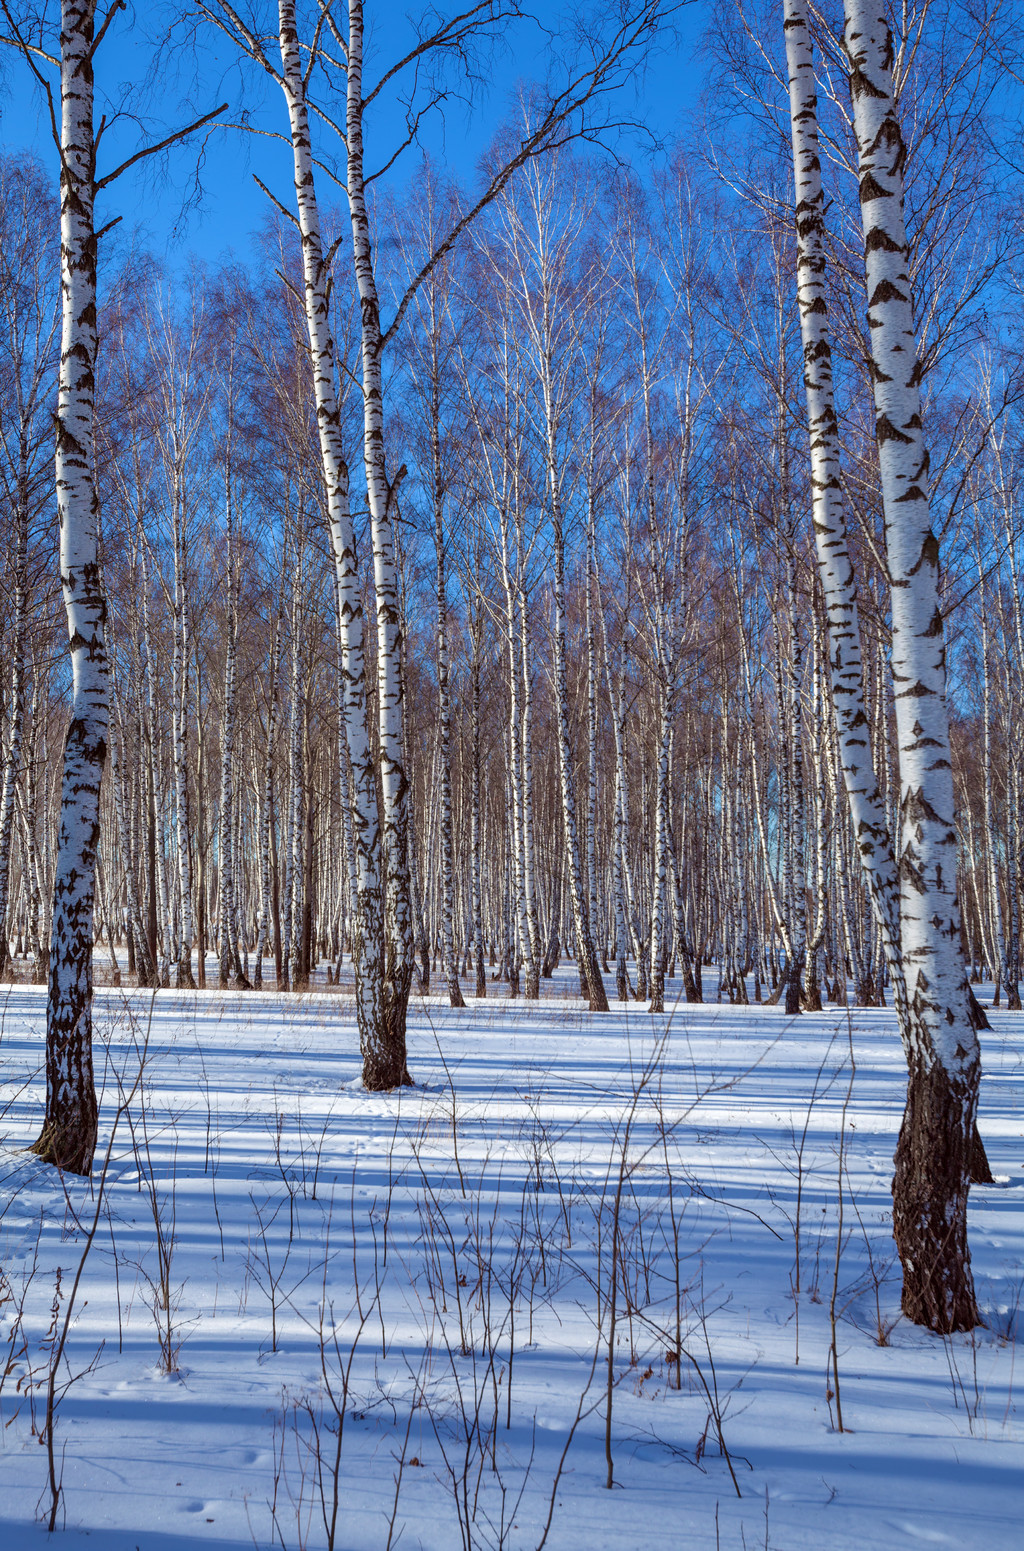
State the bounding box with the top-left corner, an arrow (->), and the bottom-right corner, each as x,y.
0,972 -> 1021,1549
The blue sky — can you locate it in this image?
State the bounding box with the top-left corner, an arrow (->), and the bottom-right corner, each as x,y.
0,2 -> 709,269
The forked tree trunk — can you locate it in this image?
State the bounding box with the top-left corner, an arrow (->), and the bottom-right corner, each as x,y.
785,0 -> 996,1224
782,0 -> 906,1022
844,1 -> 981,1331
32,0 -> 105,1175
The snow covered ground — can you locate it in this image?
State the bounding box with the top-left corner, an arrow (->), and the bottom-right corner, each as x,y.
0,971 -> 1021,1550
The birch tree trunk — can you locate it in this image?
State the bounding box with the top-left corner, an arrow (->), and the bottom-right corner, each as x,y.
0,169 -> 58,979
470,573 -> 487,998
844,1 -> 981,1331
599,584 -> 634,1001
344,0 -> 414,1078
332,582 -> 359,973
803,622 -> 829,1011
551,498 -> 609,1012
19,674 -> 47,983
275,0 -> 394,1077
1000,493 -> 1023,1007
977,565 -> 1005,1006
32,0 -> 105,1174
519,595 -> 542,997
782,548 -> 807,1014
111,684 -> 154,987
218,475 -> 249,989
170,471 -> 196,989
254,594 -> 284,989
648,695 -> 672,1015
585,491 -> 600,970
783,0 -> 907,1023
281,510 -> 304,990
0,459 -> 28,980
432,386 -> 465,1009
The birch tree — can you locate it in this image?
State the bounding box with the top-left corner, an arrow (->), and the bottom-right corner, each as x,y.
843,0 -> 982,1331
497,152 -> 609,1009
0,156 -> 59,980
0,0 -> 223,1170
782,0 -> 904,1013
397,170 -> 467,1008
10,1 -> 110,1171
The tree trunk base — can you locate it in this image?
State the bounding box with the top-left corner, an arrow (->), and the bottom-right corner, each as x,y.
362,1056 -> 413,1091
30,1116 -> 96,1178
784,971 -> 803,1016
802,978 -> 822,1012
362,972 -> 414,1090
855,974 -> 876,1007
893,1059 -> 979,1333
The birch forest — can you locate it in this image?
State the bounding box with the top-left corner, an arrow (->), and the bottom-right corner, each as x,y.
2,8 -> 1024,1529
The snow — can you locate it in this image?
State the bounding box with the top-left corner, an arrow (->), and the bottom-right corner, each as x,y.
0,972 -> 1021,1549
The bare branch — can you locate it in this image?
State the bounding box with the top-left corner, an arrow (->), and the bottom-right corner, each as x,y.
252,170 -> 300,228
381,1 -> 676,349
360,2 -> 520,113
95,101 -> 228,192
88,0 -> 126,64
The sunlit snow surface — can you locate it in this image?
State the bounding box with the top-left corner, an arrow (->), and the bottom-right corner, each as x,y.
0,968 -> 1021,1549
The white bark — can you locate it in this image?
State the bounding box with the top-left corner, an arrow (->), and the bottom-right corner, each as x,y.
783,0 -> 906,1028
170,469 -> 195,987
0,464 -> 27,978
34,0 -> 106,1174
844,0 -> 981,1330
344,0 -> 414,1077
275,0 -> 391,1074
519,592 -> 542,996
218,474 -> 248,988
